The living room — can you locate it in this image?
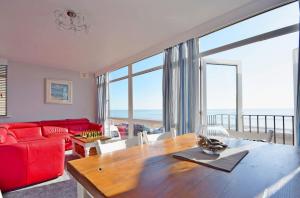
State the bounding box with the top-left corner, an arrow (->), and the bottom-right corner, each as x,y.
1,0 -> 300,198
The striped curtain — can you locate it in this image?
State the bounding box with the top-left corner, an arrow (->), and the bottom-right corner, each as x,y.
163,38 -> 200,135
297,1 -> 300,146
96,74 -> 108,125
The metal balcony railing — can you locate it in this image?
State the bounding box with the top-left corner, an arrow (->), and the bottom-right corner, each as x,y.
208,114 -> 295,145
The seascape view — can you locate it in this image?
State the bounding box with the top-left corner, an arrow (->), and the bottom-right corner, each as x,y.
110,108 -> 295,134
110,108 -> 294,121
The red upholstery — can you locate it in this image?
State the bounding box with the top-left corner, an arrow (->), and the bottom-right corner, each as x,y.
0,138 -> 64,192
67,118 -> 102,135
117,126 -> 127,138
9,127 -> 43,140
0,118 -> 100,191
40,120 -> 69,129
42,126 -> 68,136
0,128 -> 7,143
41,118 -> 102,147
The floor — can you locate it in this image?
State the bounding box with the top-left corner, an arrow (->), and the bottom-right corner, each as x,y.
2,151 -> 79,198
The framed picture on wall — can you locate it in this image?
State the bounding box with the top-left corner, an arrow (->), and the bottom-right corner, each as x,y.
45,79 -> 73,104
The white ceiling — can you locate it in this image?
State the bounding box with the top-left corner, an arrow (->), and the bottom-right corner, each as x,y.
0,0 -> 289,72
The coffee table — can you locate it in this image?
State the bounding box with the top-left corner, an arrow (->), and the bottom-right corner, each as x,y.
70,136 -> 111,158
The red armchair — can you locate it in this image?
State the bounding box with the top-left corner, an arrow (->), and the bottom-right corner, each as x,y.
0,127 -> 65,192
0,118 -> 101,192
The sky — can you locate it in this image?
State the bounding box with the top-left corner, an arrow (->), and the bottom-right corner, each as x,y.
109,2 -> 299,114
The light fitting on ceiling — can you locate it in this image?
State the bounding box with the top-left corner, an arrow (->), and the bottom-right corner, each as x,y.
54,9 -> 89,33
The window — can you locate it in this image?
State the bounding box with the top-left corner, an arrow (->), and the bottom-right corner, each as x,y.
205,32 -> 298,112
133,53 -> 164,73
108,53 -> 164,137
133,69 -> 162,120
109,66 -> 128,81
109,79 -> 128,118
200,1 -> 298,144
200,2 -> 299,52
0,65 -> 7,116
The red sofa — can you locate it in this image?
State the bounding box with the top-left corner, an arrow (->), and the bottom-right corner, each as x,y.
0,118 -> 102,192
40,118 -> 103,150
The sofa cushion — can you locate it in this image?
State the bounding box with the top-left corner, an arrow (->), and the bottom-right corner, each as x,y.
4,135 -> 18,144
10,127 -> 43,140
0,133 -> 6,143
40,120 -> 69,129
17,136 -> 47,143
46,133 -> 72,150
0,128 -> 8,143
6,122 -> 40,130
42,126 -> 68,137
68,124 -> 90,132
67,118 -> 89,125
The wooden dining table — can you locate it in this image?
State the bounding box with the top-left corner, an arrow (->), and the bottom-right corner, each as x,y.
67,133 -> 300,198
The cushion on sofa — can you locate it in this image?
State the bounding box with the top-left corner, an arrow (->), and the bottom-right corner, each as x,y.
10,127 -> 43,140
17,136 -> 47,143
0,133 -> 6,143
0,128 -> 8,143
68,124 -> 90,132
46,133 -> 72,150
6,122 -> 40,130
42,126 -> 68,137
67,118 -> 89,125
4,135 -> 18,144
40,120 -> 69,129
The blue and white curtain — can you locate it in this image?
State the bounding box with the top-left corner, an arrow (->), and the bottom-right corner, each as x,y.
296,1 -> 300,146
163,38 -> 200,135
96,74 -> 108,125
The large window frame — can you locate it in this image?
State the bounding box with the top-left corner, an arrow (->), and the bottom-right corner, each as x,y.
107,1 -> 298,138
198,1 -> 299,143
108,57 -> 163,138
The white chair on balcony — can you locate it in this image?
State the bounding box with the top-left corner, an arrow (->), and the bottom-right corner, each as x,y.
142,129 -> 176,144
95,132 -> 143,154
108,125 -> 122,140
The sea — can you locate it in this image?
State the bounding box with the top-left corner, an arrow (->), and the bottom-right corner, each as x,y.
110,108 -> 294,120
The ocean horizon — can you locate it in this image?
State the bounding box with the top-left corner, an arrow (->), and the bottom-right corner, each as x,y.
110,108 -> 294,121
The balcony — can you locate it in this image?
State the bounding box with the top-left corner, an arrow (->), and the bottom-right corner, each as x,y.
208,113 -> 295,145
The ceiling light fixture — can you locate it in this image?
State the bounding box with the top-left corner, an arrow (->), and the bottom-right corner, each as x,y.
54,9 -> 89,32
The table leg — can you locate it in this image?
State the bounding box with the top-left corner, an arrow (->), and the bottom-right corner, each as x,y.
84,146 -> 90,157
72,142 -> 76,155
77,182 -> 92,198
0,189 -> 3,198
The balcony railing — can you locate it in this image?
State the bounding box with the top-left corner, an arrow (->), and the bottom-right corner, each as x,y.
208,114 -> 295,145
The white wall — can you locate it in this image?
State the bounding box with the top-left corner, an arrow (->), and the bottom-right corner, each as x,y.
0,60 -> 97,123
